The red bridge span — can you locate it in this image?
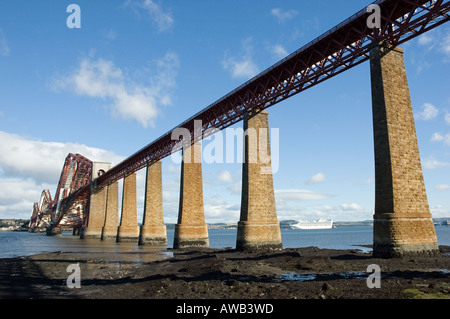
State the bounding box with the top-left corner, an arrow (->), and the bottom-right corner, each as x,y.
29,0 -> 449,257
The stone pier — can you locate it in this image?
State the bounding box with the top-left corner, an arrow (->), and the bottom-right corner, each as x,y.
117,173 -> 140,242
80,184 -> 107,239
139,161 -> 167,246
370,45 -> 439,257
236,110 -> 282,250
101,181 -> 119,241
174,142 -> 209,249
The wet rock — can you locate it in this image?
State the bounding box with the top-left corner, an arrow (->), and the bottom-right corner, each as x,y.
322,283 -> 335,291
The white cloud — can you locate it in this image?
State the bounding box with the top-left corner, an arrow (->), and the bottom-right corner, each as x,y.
275,189 -> 330,201
423,156 -> 450,170
222,38 -> 259,80
228,181 -> 242,194
125,0 -> 174,32
430,132 -> 450,146
142,0 -> 173,31
304,172 -> 327,185
204,200 -> 240,223
0,29 -> 9,56
166,164 -> 181,174
0,131 -> 125,219
414,103 -> 439,120
271,8 -> 298,22
441,135 -> 450,146
441,30 -> 450,58
430,204 -> 450,218
105,29 -> 117,40
269,44 -> 288,59
0,178 -> 58,219
417,28 -> 450,56
217,170 -> 233,184
276,202 -> 370,222
418,33 -> 433,46
431,132 -> 444,142
0,131 -> 124,185
435,184 -> 450,191
339,203 -> 364,211
0,179 -> 47,206
51,52 -> 179,128
445,112 -> 450,125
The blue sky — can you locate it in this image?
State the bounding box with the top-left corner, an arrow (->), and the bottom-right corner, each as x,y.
0,1 -> 449,223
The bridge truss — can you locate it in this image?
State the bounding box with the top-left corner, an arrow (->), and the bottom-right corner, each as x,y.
29,154 -> 92,232
96,0 -> 450,188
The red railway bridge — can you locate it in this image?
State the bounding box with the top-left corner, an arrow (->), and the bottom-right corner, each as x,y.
30,0 -> 449,257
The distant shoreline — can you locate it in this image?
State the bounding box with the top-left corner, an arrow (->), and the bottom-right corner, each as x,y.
1,218 -> 449,232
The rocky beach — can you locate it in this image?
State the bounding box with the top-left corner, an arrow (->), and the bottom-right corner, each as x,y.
0,246 -> 449,300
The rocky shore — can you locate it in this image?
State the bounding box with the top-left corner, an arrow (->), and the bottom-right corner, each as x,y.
0,219 -> 29,232
0,246 -> 448,300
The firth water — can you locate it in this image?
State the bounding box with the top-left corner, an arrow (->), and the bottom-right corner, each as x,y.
1,226 -> 450,259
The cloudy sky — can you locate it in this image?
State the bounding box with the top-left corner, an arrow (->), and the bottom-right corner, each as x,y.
0,1 -> 449,223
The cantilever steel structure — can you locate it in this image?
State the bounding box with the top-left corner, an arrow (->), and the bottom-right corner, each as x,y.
30,153 -> 92,231
45,0 -> 449,231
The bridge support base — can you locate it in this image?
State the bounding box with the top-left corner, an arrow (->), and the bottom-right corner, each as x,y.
117,173 -> 140,242
236,110 -> 282,251
173,142 -> 209,249
139,225 -> 167,246
139,161 -> 167,246
101,181 -> 119,241
81,185 -> 108,239
101,227 -> 119,241
46,226 -> 62,236
370,45 -> 439,258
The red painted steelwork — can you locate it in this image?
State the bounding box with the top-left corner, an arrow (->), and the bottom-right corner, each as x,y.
35,0 -> 449,232
95,0 -> 449,189
29,154 -> 93,232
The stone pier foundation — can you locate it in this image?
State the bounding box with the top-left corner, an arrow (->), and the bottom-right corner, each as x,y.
236,110 -> 282,250
101,181 -> 119,241
117,173 -> 140,242
370,45 -> 439,258
80,185 -> 107,239
139,161 -> 167,246
46,226 -> 62,236
174,142 -> 209,249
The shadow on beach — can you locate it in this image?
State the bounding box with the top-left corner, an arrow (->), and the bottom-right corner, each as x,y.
0,246 -> 449,299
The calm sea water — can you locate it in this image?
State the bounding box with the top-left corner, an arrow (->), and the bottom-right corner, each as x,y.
1,226 -> 449,259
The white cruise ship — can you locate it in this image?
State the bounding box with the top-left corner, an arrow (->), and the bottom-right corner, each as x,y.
291,218 -> 333,230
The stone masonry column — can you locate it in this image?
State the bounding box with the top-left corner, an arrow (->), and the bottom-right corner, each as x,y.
101,181 -> 119,241
370,45 -> 439,257
139,161 -> 167,246
117,173 -> 140,242
81,184 -> 107,239
173,142 -> 209,249
236,110 -> 282,250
